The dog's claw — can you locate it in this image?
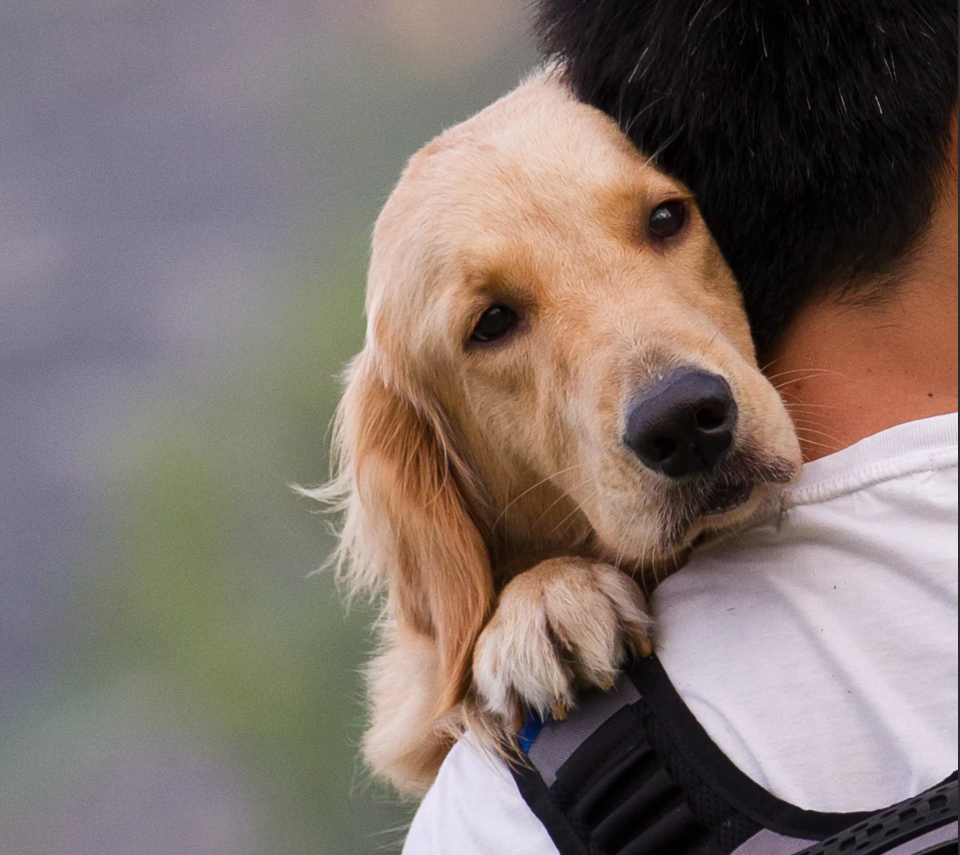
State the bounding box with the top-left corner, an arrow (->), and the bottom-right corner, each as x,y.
635,633 -> 654,658
473,558 -> 653,729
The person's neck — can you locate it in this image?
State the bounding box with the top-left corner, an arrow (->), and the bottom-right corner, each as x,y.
766,139 -> 958,463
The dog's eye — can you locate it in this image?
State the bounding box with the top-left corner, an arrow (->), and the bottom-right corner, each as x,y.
470,304 -> 520,344
649,200 -> 687,240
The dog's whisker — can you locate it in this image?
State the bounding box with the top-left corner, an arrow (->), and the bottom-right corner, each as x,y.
611,506 -> 639,576
530,473 -> 595,531
786,417 -> 839,435
769,370 -> 850,392
794,436 -> 844,452
761,356 -> 851,387
790,420 -> 845,439
629,538 -> 646,596
793,430 -> 844,449
772,371 -> 847,389
778,389 -> 841,405
549,486 -> 599,536
795,437 -> 845,453
759,353 -> 788,374
765,366 -> 847,382
788,413 -> 836,426
774,378 -> 848,395
783,401 -> 843,411
648,540 -> 667,597
494,463 -> 589,531
790,422 -> 846,444
764,366 -> 829,381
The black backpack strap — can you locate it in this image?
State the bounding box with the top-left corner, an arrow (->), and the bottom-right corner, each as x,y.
792,778 -> 957,855
509,655 -> 958,855
512,677 -> 644,854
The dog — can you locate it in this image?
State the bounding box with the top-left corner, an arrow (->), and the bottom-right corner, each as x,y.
309,68 -> 801,796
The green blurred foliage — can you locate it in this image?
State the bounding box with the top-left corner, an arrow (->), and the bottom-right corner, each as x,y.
0,13 -> 537,855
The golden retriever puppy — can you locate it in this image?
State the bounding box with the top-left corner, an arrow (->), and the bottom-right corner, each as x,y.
310,69 -> 801,796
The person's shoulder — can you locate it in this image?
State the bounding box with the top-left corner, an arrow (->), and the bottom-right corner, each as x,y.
403,733 -> 559,855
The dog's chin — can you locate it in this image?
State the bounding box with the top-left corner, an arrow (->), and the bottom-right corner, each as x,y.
659,447 -> 798,553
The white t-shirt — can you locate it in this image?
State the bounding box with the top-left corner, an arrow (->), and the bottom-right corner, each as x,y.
403,414 -> 959,854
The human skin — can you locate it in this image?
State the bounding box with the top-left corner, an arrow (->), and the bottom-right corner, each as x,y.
768,111 -> 959,462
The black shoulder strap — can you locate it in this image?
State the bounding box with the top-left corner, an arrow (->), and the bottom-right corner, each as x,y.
510,655 -> 958,855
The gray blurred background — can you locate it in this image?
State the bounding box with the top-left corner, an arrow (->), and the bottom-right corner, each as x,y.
0,2 -> 536,852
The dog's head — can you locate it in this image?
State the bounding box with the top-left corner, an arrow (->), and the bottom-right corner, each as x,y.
322,71 -> 800,712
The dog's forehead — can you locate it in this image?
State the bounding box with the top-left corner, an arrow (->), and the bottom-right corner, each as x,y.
363,72 -> 708,377
368,74 -> 683,305
400,75 -> 670,215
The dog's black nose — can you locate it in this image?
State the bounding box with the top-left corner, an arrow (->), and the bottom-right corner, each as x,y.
624,369 -> 737,478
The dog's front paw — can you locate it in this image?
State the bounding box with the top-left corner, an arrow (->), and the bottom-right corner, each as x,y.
472,558 -> 652,727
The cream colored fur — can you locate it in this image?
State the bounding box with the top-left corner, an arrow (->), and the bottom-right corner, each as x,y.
306,69 -> 801,796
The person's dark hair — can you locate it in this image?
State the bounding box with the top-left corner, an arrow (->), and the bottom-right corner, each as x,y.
536,0 -> 958,352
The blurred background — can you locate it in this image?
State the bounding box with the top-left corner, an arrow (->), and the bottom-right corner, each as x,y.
0,2 -> 536,852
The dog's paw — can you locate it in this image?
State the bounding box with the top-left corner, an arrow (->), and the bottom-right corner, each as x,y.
472,558 -> 652,727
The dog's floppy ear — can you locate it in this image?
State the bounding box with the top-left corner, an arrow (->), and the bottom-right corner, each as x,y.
318,351 -> 494,711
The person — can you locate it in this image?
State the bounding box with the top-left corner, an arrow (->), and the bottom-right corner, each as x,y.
402,2 -> 958,851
